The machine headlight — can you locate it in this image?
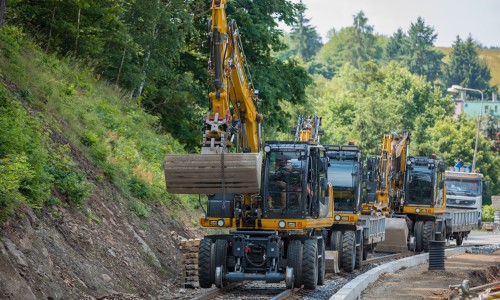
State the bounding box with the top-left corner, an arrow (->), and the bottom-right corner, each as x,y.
264,145 -> 271,153
278,220 -> 286,228
415,208 -> 421,213
335,215 -> 341,221
217,219 -> 225,227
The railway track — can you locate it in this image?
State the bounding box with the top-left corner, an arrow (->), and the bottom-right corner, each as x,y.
188,251 -> 418,300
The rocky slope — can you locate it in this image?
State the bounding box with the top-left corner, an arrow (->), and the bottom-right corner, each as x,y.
0,131 -> 200,299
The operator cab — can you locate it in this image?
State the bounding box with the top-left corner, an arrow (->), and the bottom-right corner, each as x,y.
405,156 -> 446,208
325,144 -> 362,214
263,142 -> 330,220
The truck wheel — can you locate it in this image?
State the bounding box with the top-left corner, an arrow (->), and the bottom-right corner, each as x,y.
414,221 -> 424,252
328,231 -> 343,268
302,239 -> 318,290
440,225 -> 447,241
355,235 -> 364,269
363,245 -> 369,261
317,238 -> 326,285
198,238 -> 214,288
423,221 -> 435,252
456,233 -> 463,246
342,230 -> 356,272
214,239 -> 228,288
287,240 -> 303,288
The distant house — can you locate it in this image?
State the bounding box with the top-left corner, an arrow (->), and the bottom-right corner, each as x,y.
453,92 -> 499,118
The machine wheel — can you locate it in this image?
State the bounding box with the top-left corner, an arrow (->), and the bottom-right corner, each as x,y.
317,238 -> 326,286
342,230 -> 356,272
355,235 -> 364,270
287,240 -> 303,288
198,238 -> 214,288
414,221 -> 424,252
423,221 -> 435,252
302,239 -> 318,290
363,244 -> 376,260
214,239 -> 228,288
328,231 -> 343,268
456,233 -> 463,246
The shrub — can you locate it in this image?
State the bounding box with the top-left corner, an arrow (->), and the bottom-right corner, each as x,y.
482,205 -> 497,222
128,176 -> 153,201
81,130 -> 99,147
129,198 -> 149,218
0,26 -> 27,58
0,88 -> 51,213
47,145 -> 92,206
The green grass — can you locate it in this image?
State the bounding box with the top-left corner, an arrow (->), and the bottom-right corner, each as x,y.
0,25 -> 199,218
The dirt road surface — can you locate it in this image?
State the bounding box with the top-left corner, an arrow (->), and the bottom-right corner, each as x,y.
361,250 -> 500,299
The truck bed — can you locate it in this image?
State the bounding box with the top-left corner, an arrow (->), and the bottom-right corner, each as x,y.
444,208 -> 481,233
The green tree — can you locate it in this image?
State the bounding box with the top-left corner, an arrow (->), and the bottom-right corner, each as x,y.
386,28 -> 405,61
283,1 -> 322,62
446,35 -> 497,98
316,11 -> 384,74
310,62 -> 452,154
386,17 -> 444,83
418,116 -> 500,198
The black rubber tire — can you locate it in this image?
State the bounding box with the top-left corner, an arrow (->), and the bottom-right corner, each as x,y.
287,240 -> 303,288
342,230 -> 356,272
363,246 -> 368,261
317,238 -> 326,286
423,221 -> 435,252
198,238 -> 213,288
302,239 -> 318,290
456,233 -> 463,246
355,234 -> 364,270
328,231 -> 343,268
414,221 -> 424,252
214,239 -> 228,288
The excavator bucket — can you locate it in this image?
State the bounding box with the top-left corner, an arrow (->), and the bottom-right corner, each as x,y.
164,153 -> 262,194
374,218 -> 409,253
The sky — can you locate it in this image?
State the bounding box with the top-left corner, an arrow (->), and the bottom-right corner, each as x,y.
288,0 -> 500,47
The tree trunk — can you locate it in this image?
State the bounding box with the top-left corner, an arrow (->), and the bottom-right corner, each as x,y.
115,46 -> 126,87
46,5 -> 56,52
0,0 -> 7,29
74,6 -> 81,55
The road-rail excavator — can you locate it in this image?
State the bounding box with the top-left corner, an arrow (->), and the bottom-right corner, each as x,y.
164,1 -> 335,290
324,143 -> 385,272
362,131 -> 448,252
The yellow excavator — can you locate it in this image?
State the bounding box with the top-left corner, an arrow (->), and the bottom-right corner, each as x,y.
363,131 -> 447,252
164,1 -> 334,290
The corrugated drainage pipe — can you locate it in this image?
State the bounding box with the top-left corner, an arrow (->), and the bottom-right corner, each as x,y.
428,240 -> 446,270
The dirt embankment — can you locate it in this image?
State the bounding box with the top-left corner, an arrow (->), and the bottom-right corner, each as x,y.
0,132 -> 202,300
361,251 -> 500,300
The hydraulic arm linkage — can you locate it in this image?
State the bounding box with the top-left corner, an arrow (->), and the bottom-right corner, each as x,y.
164,0 -> 263,194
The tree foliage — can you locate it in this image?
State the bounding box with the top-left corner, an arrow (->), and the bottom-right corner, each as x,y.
278,2 -> 322,62
315,11 -> 384,75
9,0 -> 311,149
386,17 -> 444,83
308,62 -> 453,154
446,35 -> 498,98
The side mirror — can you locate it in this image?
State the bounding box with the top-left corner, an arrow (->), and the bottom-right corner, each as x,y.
321,177 -> 328,191
438,162 -> 446,173
439,180 -> 445,189
484,181 -> 490,196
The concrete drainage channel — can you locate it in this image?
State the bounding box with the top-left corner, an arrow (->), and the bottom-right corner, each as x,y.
329,247 -> 469,300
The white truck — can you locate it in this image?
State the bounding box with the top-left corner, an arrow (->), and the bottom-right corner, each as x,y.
444,168 -> 486,245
